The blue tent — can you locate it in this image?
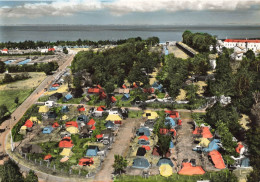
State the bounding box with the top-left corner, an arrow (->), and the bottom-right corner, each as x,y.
49,87 -> 58,91
136,127 -> 150,136
241,158 -> 250,167
86,146 -> 99,156
132,158 -> 150,169
42,126 -> 53,134
203,139 -> 220,152
152,82 -> 163,92
64,94 -> 73,101
77,115 -> 88,124
105,121 -> 115,129
61,105 -> 69,113
164,117 -> 176,127
138,140 -> 150,145
169,141 -> 174,149
122,94 -> 130,101
157,158 -> 174,167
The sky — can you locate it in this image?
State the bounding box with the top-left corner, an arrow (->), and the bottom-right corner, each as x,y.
0,0 -> 260,25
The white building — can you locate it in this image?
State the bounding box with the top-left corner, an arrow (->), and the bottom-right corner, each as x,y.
223,39 -> 260,52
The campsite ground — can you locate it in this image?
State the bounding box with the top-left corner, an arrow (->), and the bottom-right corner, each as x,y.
167,45 -> 189,59
0,72 -> 46,113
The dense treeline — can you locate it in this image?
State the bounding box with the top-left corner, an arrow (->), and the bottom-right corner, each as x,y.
71,37 -> 161,87
5,62 -> 59,75
0,37 -> 159,49
0,72 -> 31,84
182,30 -> 217,52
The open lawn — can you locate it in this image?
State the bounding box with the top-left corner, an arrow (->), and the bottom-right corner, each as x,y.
0,72 -> 46,113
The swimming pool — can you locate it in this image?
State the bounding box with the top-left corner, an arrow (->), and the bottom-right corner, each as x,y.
18,59 -> 31,65
4,60 -> 16,64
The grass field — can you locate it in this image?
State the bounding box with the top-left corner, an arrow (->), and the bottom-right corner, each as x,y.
0,72 -> 46,113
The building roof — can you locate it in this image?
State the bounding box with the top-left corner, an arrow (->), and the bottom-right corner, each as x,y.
208,150 -> 225,169
224,39 -> 260,43
178,162 -> 205,175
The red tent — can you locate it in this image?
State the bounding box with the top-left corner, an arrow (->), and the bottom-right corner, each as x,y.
192,127 -> 213,138
65,121 -> 78,128
52,122 -> 59,128
59,137 -> 73,148
133,82 -> 138,88
24,120 -> 33,128
48,48 -> 55,52
97,106 -> 105,111
87,119 -> 95,126
78,107 -> 85,112
97,85 -> 102,89
209,150 -> 225,169
178,162 -> 205,175
114,120 -> 122,124
96,134 -> 103,139
90,125 -> 96,130
143,88 -> 155,94
177,119 -> 182,126
169,128 -> 177,136
110,96 -> 117,103
99,92 -> 107,99
159,128 -> 176,136
88,88 -> 100,94
236,143 -> 244,154
142,145 -> 151,151
44,154 -> 52,160
138,135 -> 149,141
78,157 -> 94,166
122,84 -> 127,89
52,83 -> 60,87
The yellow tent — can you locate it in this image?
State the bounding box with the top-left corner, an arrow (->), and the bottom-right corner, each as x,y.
29,117 -> 41,124
61,115 -> 69,121
159,164 -> 173,177
20,125 -> 27,130
66,126 -> 79,134
198,138 -> 210,147
143,110 -> 158,120
38,105 -> 49,113
105,114 -> 122,121
60,148 -> 73,156
19,126 -> 27,135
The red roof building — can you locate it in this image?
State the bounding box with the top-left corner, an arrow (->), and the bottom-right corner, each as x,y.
224,39 -> 260,43
59,137 -> 74,148
24,120 -> 33,128
208,150 -> 226,169
65,121 -> 78,128
48,48 -> 55,52
2,48 -> 8,52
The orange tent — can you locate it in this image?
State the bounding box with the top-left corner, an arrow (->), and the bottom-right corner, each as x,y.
87,119 -> 95,126
96,134 -> 103,139
97,106 -> 105,111
138,135 -> 149,141
78,107 -> 85,112
209,150 -> 225,169
142,145 -> 151,151
24,120 -> 33,128
78,157 -> 94,166
44,154 -> 52,160
178,162 -> 205,175
236,143 -> 244,154
110,96 -> 117,103
122,84 -> 127,89
52,122 -> 59,128
65,121 -> 78,128
59,137 -> 74,148
192,127 -> 213,138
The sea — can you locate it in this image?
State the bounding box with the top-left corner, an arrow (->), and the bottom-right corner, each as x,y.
1,25 -> 260,43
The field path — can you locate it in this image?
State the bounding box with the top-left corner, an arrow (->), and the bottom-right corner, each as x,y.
94,118 -> 143,182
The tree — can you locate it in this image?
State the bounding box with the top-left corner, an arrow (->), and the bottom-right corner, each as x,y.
24,170 -> 38,182
63,47 -> 68,54
0,160 -> 23,182
113,155 -> 127,174
0,61 -> 5,73
3,73 -> 13,83
14,97 -> 19,105
245,49 -> 255,60
157,134 -> 171,157
42,64 -> 52,75
0,104 -> 9,124
64,75 -> 72,89
104,81 -> 115,94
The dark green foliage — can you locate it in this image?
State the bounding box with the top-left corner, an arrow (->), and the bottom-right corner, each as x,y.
157,134 -> 171,157
185,84 -> 206,109
1,72 -> 31,85
63,47 -> 68,54
188,53 -> 210,75
24,170 -> 38,182
182,30 -> 217,52
0,104 -> 9,124
14,96 -> 19,105
104,81 -> 115,94
113,155 -> 127,174
6,62 -> 58,73
157,55 -> 188,98
0,160 -> 23,182
0,61 -> 5,73
245,50 -> 255,60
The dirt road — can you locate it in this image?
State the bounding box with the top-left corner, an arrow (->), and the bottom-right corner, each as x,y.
94,118 -> 143,182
